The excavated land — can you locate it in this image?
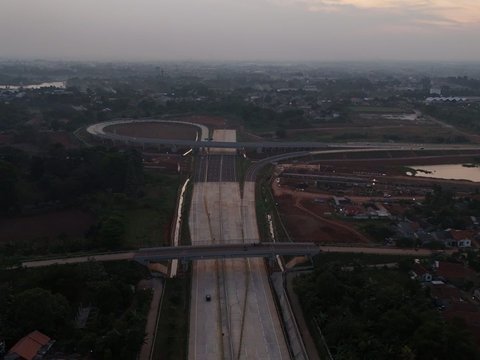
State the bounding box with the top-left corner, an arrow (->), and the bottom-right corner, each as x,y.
104,122 -> 198,140
272,185 -> 370,245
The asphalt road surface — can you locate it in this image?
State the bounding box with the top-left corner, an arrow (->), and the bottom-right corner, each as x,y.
188,130 -> 290,360
87,120 -> 480,151
195,154 -> 237,183
134,243 -> 319,262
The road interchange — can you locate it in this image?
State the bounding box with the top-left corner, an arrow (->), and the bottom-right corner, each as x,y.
81,119 -> 480,360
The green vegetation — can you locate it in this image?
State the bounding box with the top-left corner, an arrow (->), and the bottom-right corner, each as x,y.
408,185 -> 480,229
425,103 -> 480,133
349,106 -> 407,113
0,144 -> 144,214
180,179 -> 193,246
0,261 -> 151,359
152,274 -> 191,360
313,252 -> 418,267
236,156 -> 252,193
86,171 -> 179,249
0,146 -> 179,256
255,165 -> 290,243
358,221 -> 395,243
255,166 -> 273,242
283,125 -> 469,144
295,264 -> 480,360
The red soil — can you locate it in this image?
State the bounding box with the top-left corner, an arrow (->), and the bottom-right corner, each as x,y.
273,185 -> 370,245
105,122 -> 197,140
0,209 -> 95,243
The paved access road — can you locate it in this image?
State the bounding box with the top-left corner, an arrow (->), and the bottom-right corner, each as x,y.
21,252 -> 135,268
318,246 -> 454,256
87,120 -> 480,151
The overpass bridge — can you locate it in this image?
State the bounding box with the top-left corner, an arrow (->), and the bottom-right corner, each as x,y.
86,120 -> 480,152
134,242 -> 320,265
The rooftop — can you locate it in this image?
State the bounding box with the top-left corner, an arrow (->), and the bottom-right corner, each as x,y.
6,331 -> 52,360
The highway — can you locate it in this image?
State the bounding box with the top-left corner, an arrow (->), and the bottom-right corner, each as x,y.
87,119 -> 480,151
188,130 -> 290,360
86,118 -> 209,143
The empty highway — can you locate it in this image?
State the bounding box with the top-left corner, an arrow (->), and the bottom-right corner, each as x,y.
188,130 -> 290,360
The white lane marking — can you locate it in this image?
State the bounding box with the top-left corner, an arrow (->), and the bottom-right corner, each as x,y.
259,263 -> 284,360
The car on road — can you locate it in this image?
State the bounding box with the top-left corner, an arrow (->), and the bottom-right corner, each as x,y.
205,294 -> 211,302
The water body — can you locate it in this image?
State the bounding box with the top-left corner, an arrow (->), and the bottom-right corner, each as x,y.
0,81 -> 66,90
408,164 -> 480,182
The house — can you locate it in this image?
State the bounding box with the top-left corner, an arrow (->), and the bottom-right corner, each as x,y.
375,203 -> 391,218
471,216 -> 479,228
473,288 -> 480,300
429,230 -> 453,247
435,261 -> 477,283
333,196 -> 350,207
410,263 -> 433,282
4,331 -> 54,360
397,221 -> 417,238
342,205 -> 364,217
448,230 -> 473,248
429,282 -> 465,310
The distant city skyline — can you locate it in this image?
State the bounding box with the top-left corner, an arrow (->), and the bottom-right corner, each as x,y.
1,0 -> 479,62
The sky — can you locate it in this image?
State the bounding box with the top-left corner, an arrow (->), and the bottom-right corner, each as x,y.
0,0 -> 479,62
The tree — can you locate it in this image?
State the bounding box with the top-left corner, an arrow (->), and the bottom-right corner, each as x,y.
10,288 -> 71,338
0,161 -> 17,212
98,214 -> 125,249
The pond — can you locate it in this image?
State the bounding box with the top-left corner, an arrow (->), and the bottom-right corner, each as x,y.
0,81 -> 66,90
407,164 -> 480,182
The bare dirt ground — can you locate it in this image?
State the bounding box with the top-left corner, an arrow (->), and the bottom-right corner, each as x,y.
283,124 -> 462,143
0,209 -> 95,243
143,153 -> 182,172
273,185 -> 370,244
311,153 -> 480,172
176,115 -> 227,128
104,122 -> 198,140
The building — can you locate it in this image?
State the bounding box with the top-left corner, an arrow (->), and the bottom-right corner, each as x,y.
435,261 -> 477,284
448,230 -> 473,248
410,263 -> 433,282
4,331 -> 54,360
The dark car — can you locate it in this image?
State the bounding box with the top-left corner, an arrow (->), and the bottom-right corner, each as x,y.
205,294 -> 211,302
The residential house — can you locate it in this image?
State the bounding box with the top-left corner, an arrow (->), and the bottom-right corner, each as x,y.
397,221 -> 417,239
435,261 -> 477,284
4,331 -> 54,360
448,230 -> 474,248
410,263 -> 433,282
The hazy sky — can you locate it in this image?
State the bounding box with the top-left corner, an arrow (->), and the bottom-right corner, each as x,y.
1,0 -> 479,61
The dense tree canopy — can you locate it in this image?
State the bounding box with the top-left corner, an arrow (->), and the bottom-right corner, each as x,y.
0,145 -> 144,213
295,265 -> 480,359
0,261 -> 150,359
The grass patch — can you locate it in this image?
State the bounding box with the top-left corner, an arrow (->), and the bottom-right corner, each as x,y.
123,208 -> 167,247
122,172 -> 180,248
236,156 -> 252,194
255,165 -> 290,243
151,273 -> 191,360
349,106 -> 407,113
180,179 -> 193,246
255,165 -> 275,242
